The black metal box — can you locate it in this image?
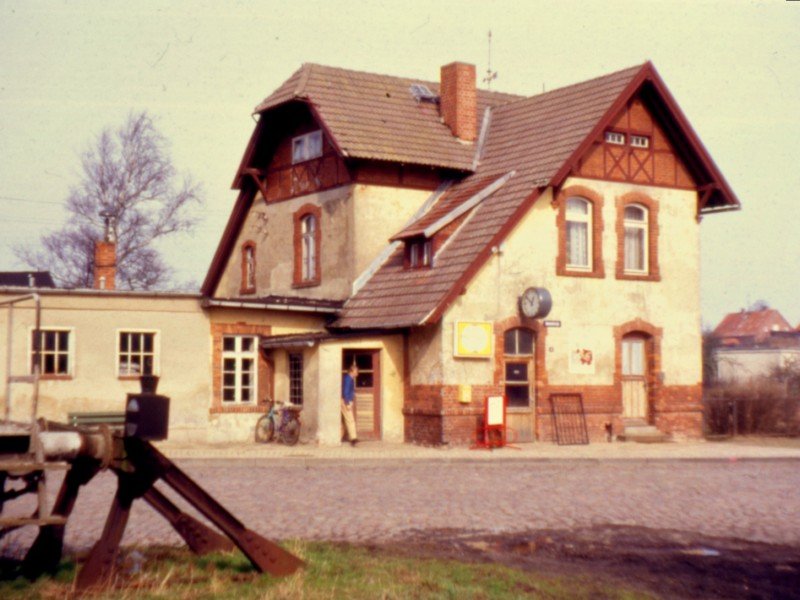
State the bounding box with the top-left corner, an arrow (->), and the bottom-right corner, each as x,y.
125,392 -> 170,440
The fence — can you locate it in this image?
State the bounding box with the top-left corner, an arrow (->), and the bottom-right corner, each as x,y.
703,385 -> 800,437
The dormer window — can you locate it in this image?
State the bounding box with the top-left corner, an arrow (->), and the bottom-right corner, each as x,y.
604,131 -> 625,145
406,238 -> 432,269
630,134 -> 650,149
292,130 -> 323,164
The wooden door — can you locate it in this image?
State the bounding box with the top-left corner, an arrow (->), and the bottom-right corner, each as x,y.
622,336 -> 648,419
343,350 -> 381,440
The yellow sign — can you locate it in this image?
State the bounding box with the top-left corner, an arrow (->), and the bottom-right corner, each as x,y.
454,321 -> 493,358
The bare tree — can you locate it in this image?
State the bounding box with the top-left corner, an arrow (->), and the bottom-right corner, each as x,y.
15,112 -> 203,289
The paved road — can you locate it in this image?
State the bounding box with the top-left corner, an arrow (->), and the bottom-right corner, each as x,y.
42,458 -> 800,552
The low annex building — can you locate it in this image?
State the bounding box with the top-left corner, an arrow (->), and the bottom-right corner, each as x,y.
2,60 -> 740,445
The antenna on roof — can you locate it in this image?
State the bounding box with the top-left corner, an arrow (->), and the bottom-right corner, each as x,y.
483,30 -> 498,89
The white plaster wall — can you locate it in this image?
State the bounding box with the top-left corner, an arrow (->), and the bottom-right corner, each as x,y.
715,348 -> 800,383
314,335 -> 405,445
0,293 -> 210,441
441,177 -> 702,388
215,184 -> 431,301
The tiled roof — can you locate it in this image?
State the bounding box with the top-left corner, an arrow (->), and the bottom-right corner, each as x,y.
712,309 -> 794,344
333,65 -> 644,329
254,63 -> 522,171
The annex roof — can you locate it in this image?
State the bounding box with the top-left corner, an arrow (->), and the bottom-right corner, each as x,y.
0,271 -> 55,288
712,309 -> 794,345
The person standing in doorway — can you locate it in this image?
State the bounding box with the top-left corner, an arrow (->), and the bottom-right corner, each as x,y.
341,364 -> 359,446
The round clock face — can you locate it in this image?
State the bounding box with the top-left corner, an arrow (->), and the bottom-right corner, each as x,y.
519,287 -> 552,319
520,288 -> 540,317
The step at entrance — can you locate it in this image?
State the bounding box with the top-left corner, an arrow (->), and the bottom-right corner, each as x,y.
619,419 -> 670,443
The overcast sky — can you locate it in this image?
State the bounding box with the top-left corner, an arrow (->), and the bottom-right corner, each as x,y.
1,0 -> 798,327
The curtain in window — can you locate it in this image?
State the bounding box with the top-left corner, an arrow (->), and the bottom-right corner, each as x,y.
624,226 -> 645,271
567,221 -> 588,267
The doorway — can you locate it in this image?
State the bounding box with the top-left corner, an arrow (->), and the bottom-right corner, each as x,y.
342,350 -> 381,440
621,334 -> 649,420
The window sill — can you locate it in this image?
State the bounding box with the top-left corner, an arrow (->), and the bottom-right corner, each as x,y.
292,279 -> 320,289
557,269 -> 605,279
118,375 -> 158,381
39,375 -> 73,381
210,403 -> 264,414
616,272 -> 661,282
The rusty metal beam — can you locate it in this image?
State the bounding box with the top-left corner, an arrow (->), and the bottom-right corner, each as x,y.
126,438 -> 304,576
75,475 -> 136,590
22,457 -> 100,578
144,486 -> 235,555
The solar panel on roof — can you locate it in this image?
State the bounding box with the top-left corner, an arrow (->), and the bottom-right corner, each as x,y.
410,83 -> 438,103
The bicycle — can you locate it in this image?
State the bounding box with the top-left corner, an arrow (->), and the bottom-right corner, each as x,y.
254,398 -> 302,446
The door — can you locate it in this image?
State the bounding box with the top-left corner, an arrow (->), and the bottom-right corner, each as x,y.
342,350 -> 381,440
622,335 -> 648,419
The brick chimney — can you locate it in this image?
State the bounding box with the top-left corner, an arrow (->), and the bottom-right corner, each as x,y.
440,62 -> 477,142
93,212 -> 116,290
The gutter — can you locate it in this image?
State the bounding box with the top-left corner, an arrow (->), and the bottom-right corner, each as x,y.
201,298 -> 341,314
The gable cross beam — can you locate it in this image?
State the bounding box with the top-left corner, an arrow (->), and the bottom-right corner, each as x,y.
244,168 -> 270,201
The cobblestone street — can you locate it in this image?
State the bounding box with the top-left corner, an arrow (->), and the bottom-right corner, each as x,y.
55,457 -> 800,552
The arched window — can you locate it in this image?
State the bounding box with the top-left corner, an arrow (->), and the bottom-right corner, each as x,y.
292,204 -> 321,287
301,214 -> 317,281
623,204 -> 648,274
566,197 -> 592,270
503,328 -> 535,408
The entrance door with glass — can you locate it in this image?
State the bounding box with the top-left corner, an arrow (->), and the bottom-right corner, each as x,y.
621,335 -> 648,420
342,350 -> 381,440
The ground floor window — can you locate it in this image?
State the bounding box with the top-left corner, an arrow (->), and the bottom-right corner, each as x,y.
118,331 -> 157,376
31,329 -> 71,376
289,352 -> 303,405
221,335 -> 257,403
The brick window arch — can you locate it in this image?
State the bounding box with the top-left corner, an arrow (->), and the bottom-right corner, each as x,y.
293,204 -> 321,287
240,240 -> 256,295
615,192 -> 660,281
555,185 -> 604,278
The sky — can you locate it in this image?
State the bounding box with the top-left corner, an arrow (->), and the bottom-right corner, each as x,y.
0,0 -> 798,328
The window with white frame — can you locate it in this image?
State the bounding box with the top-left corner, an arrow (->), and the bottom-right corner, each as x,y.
221,336 -> 258,403
291,130 -> 323,164
629,134 -> 650,149
605,131 -> 625,145
289,352 -> 303,406
623,204 -> 648,273
301,213 -> 317,281
566,197 -> 592,270
118,331 -> 158,376
31,329 -> 72,376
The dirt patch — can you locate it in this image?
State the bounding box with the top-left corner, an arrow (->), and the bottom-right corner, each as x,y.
378,525 -> 800,599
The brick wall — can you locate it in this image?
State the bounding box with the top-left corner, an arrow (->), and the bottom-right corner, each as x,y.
440,62 -> 477,142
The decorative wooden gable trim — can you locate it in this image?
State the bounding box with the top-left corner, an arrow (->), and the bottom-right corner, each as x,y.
573,95 -> 695,189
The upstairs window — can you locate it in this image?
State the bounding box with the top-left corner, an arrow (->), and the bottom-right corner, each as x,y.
293,205 -> 322,287
406,238 -> 432,269
630,134 -> 650,149
623,205 -> 648,274
291,130 -> 323,164
565,197 -> 592,270
301,214 -> 317,280
241,241 -> 256,294
604,131 -> 626,145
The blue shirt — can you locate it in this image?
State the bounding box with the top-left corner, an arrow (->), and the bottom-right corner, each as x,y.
342,373 -> 355,404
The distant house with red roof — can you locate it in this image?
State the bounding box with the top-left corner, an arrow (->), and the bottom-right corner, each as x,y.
199,59 -> 740,444
711,308 -> 800,383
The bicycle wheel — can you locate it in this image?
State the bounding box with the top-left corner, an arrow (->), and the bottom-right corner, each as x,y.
254,415 -> 275,443
281,418 -> 300,446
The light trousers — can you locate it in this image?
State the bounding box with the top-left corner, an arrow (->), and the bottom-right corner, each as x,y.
341,400 -> 357,441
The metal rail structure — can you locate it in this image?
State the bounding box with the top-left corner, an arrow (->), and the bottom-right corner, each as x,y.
1,297 -> 303,589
